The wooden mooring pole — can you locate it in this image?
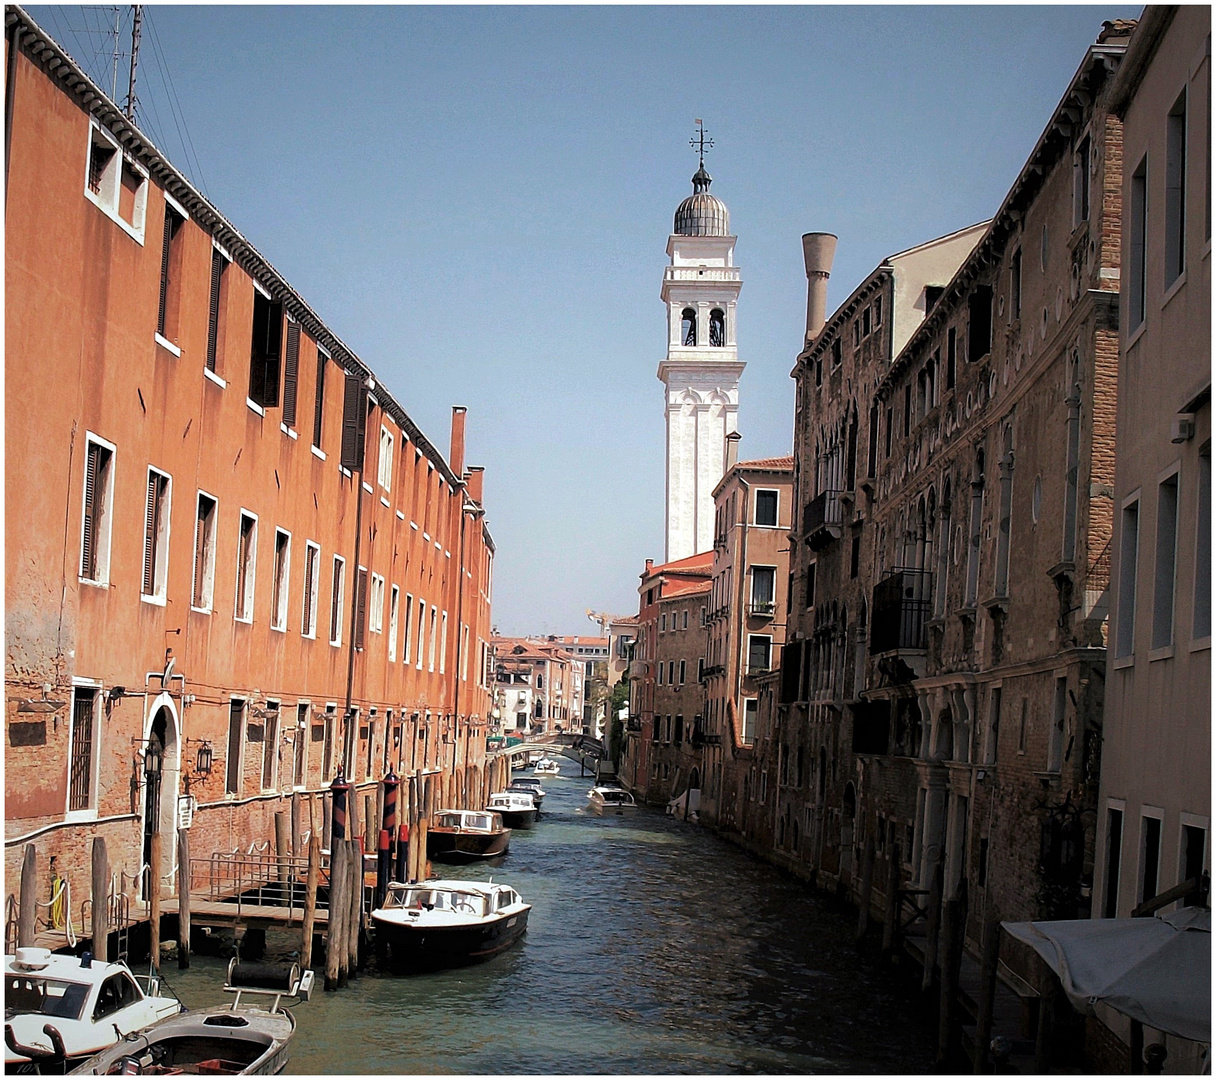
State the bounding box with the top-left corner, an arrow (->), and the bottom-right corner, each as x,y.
324,830 -> 348,991
91,837 -> 109,960
346,839 -> 361,977
176,828 -> 191,969
302,802 -> 320,968
921,855 -> 944,992
972,915 -> 1002,1074
18,844 -> 37,947
275,812 -> 290,887
855,837 -> 875,944
149,831 -> 162,972
880,845 -> 900,963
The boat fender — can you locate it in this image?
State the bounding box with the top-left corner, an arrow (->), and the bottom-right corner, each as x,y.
227,959 -> 301,992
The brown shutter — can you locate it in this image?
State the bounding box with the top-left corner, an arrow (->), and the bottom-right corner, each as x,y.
282,321 -> 301,427
354,568 -> 368,649
142,473 -> 159,595
312,353 -> 326,448
193,501 -> 207,607
81,444 -> 100,579
157,210 -> 174,336
301,546 -> 315,634
340,372 -> 365,471
330,562 -> 343,641
206,248 -> 223,372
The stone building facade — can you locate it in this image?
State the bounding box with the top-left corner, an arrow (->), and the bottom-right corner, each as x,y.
1091,9 -> 1210,1065
5,9 -> 495,915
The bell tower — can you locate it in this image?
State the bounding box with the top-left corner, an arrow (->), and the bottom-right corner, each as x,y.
659,122 -> 745,561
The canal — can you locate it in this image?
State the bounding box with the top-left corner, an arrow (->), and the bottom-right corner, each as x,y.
166,763 -> 935,1073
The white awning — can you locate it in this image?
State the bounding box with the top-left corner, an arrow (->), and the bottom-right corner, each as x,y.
1002,908 -> 1210,1043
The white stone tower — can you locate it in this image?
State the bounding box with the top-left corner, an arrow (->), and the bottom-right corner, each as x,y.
659,129 -> 744,562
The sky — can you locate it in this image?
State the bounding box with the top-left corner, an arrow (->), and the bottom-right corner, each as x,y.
33,4 -> 1142,636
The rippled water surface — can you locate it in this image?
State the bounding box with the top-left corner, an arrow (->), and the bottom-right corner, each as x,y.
166,766 -> 933,1073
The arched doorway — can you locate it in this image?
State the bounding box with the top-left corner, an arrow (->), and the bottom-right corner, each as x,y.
689,767 -> 701,791
141,696 -> 180,899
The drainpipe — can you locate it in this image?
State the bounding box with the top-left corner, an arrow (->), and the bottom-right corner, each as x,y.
342,389 -> 370,779
733,474 -> 751,738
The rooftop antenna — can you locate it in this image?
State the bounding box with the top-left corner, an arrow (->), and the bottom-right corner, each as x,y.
123,5 -> 142,122
690,118 -> 714,168
110,6 -> 121,101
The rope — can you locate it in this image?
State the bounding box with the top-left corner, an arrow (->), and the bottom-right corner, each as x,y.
33,879 -> 76,949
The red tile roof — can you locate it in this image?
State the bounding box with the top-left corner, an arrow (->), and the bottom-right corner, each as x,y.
738,456 -> 794,470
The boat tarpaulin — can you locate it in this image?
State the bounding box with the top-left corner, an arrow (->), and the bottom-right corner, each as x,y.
1001,908 -> 1210,1043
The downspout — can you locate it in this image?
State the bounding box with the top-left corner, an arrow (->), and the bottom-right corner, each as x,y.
6,18 -> 19,208
342,406 -> 368,779
733,475 -> 751,738
452,497 -> 468,778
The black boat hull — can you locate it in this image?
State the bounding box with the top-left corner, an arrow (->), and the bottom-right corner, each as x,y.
493,808 -> 536,829
426,828 -> 511,863
374,909 -> 530,973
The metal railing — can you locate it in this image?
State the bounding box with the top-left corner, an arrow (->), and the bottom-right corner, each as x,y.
190,852 -> 333,921
803,489 -> 844,539
870,567 -> 933,654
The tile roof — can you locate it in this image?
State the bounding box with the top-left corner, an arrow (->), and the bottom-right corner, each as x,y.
738,456 -> 795,470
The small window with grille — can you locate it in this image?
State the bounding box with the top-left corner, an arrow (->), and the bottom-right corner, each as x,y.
68,686 -> 99,813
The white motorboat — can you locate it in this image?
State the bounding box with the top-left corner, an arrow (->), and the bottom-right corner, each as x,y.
507,776 -> 546,809
486,791 -> 538,829
587,786 -> 637,816
372,880 -> 531,974
4,947 -> 182,1073
532,758 -> 561,776
69,959 -> 313,1076
426,809 -> 512,863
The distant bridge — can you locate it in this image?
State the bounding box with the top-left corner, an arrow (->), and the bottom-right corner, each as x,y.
490,732 -> 605,768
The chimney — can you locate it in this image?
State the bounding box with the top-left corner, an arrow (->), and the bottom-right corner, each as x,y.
449,406 -> 467,478
465,465 -> 485,505
725,430 -> 741,471
802,232 -> 838,342
645,558 -> 654,575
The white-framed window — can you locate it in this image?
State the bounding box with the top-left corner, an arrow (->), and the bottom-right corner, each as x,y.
261,701 -> 281,792
1129,155 -> 1148,332
416,598 -> 426,669
746,634 -> 772,674
678,659 -> 686,685
403,593 -> 414,664
192,491 -> 218,612
329,555 -> 345,646
461,624 -> 470,681
235,510 -> 258,623
439,611 -> 448,674
369,573 -> 385,634
742,698 -> 758,745
1138,807 -> 1165,906
141,467 -> 172,603
270,529 -> 291,631
225,697 -> 246,795
1116,495 -> 1141,658
754,489 -> 779,527
1165,88 -> 1187,289
1195,443 -> 1211,641
378,426 -> 394,491
388,585 -> 400,661
67,680 -> 102,817
79,432 -> 116,585
1152,469 -> 1181,650
1179,813 -> 1210,904
84,120 -> 148,243
301,541 -> 320,638
750,565 -> 776,614
428,605 -> 438,672
292,702 -> 310,788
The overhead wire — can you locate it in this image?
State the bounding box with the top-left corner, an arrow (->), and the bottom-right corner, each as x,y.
145,10 -> 209,196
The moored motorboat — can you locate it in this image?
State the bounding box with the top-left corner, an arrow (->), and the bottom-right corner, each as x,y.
5,948 -> 182,1073
506,776 -> 545,810
486,791 -> 537,829
532,758 -> 561,776
587,786 -> 637,816
68,959 -> 312,1076
426,810 -> 511,863
371,880 -> 531,973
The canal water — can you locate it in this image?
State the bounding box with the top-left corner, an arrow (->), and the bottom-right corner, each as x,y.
165,763 -> 934,1073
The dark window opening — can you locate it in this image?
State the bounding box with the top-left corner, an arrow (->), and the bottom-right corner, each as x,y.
206,247 -> 228,373
867,404 -> 879,479
831,337 -> 842,367
850,535 -> 861,579
709,308 -> 725,347
681,308 -> 697,346
313,352 -> 327,449
946,327 -> 957,390
924,285 -> 945,312
967,284 -> 993,362
1010,247 -> 1022,322
156,207 -> 185,342
1104,807 -> 1123,917
340,371 -> 368,472
1165,90 -> 1187,287
1182,824 -> 1208,906
226,699 -> 245,795
248,290 -> 284,408
755,489 -> 778,527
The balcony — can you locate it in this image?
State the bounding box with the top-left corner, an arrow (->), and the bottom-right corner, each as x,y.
628,660 -> 651,679
803,489 -> 844,549
748,599 -> 776,621
870,567 -> 933,655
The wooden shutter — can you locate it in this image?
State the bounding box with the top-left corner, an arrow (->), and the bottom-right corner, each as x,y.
81,444 -> 101,579
142,473 -> 160,595
312,353 -> 326,448
206,248 -> 223,372
282,321 -> 300,427
340,372 -> 366,472
302,546 -> 315,635
157,210 -> 175,336
330,561 -> 342,641
193,500 -> 208,607
354,568 -> 368,649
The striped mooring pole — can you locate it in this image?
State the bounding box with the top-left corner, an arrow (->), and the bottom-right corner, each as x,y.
377,770 -> 399,909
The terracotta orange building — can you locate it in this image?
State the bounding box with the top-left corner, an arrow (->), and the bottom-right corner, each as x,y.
4,8 -> 495,912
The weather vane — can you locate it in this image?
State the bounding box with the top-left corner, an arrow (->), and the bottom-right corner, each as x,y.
690,119 -> 714,168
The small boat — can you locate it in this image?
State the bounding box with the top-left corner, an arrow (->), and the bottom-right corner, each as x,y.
69,959 -> 313,1076
371,880 -> 531,973
426,809 -> 511,863
486,791 -> 537,829
506,776 -> 546,810
588,786 -> 637,816
532,758 -> 561,776
5,947 -> 182,1073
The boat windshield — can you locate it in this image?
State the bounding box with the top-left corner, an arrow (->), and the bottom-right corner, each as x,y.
601,790 -> 630,803
4,974 -> 90,1021
467,814 -> 493,831
386,889 -> 486,916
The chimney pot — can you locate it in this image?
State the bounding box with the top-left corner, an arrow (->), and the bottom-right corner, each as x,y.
802,232 -> 838,342
450,406 -> 468,479
725,430 -> 742,471
465,465 -> 485,505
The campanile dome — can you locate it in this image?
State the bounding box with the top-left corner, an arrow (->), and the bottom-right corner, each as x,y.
674,166 -> 730,237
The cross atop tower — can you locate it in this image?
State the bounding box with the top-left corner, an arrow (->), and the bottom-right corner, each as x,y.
690,119 -> 714,168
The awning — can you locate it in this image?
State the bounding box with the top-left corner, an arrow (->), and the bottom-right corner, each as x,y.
1002,909 -> 1210,1043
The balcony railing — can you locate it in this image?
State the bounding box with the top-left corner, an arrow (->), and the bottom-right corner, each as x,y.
748,599 -> 776,620
870,567 -> 933,655
804,489 -> 844,548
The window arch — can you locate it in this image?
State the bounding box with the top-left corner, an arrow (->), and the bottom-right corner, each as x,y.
709,308 -> 725,347
681,308 -> 697,346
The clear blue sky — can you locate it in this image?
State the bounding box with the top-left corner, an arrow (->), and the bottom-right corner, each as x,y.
35,4 -> 1141,636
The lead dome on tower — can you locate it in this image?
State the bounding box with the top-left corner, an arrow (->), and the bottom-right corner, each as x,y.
674,166 -> 730,237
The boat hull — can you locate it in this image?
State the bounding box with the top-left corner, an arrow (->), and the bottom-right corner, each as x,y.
374,909 -> 530,974
492,808 -> 536,830
426,828 -> 511,863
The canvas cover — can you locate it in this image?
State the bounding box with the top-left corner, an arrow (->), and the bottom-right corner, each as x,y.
1002,908 -> 1210,1043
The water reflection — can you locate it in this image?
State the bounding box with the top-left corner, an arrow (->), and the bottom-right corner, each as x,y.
166,763 -> 933,1073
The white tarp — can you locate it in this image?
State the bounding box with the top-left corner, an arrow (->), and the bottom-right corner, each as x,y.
1002,908 -> 1210,1043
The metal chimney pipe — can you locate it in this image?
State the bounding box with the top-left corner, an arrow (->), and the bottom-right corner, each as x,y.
802,232 -> 838,342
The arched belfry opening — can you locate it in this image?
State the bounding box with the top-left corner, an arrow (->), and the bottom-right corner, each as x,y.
682,308 -> 697,346
709,308 -> 725,346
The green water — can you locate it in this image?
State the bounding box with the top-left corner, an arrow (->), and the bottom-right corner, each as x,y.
163,767 -> 933,1073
